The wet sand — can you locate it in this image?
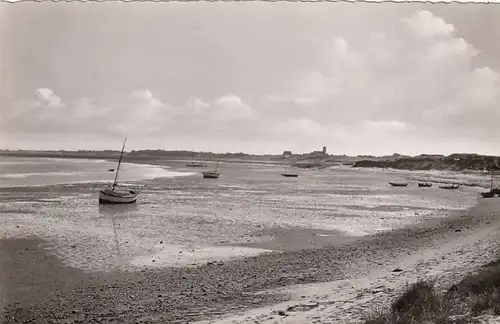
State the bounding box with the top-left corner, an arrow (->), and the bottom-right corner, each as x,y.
238,226 -> 359,251
3,198 -> 499,324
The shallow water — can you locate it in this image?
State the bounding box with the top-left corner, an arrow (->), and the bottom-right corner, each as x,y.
0,156 -> 485,272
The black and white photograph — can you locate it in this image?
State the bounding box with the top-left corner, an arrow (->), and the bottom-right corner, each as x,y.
1,2 -> 500,323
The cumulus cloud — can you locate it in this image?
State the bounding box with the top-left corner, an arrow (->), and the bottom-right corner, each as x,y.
178,95 -> 258,139
267,9 -> 500,150
1,89 -> 176,137
185,97 -> 211,114
0,88 -> 258,146
211,95 -> 255,122
35,88 -> 63,107
402,10 -> 455,38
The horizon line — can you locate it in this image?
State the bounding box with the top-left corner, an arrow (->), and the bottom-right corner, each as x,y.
0,148 -> 497,158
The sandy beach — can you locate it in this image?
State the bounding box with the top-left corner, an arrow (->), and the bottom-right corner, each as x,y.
3,195 -> 500,324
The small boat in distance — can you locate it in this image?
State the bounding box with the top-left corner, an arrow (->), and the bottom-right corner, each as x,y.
202,160 -> 220,179
481,191 -> 495,198
99,138 -> 139,205
418,170 -> 434,188
481,168 -> 496,198
281,164 -> 298,178
389,182 -> 408,187
439,184 -> 460,190
186,150 -> 207,168
187,162 -> 207,167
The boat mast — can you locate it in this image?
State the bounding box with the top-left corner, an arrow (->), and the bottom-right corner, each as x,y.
112,138 -> 127,191
491,168 -> 495,190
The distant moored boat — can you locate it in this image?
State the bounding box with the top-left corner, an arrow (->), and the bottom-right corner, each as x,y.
481,168 -> 496,198
389,182 -> 408,187
186,150 -> 207,168
439,184 -> 460,190
186,162 -> 208,167
418,182 -> 432,187
202,160 -> 220,179
481,191 -> 495,198
281,164 -> 298,178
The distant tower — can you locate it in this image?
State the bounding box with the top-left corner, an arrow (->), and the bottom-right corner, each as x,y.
322,146 -> 327,155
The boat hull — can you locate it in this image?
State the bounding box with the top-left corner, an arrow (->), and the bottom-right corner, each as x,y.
439,185 -> 459,190
202,172 -> 220,179
481,191 -> 496,198
418,183 -> 432,187
281,173 -> 298,177
186,163 -> 207,168
389,182 -> 408,187
99,189 -> 138,204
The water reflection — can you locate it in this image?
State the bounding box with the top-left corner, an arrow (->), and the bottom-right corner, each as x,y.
97,204 -> 139,257
97,203 -> 139,218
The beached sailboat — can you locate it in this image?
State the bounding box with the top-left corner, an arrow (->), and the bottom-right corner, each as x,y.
389,182 -> 408,187
99,138 -> 139,204
202,160 -> 220,179
281,164 -> 298,177
481,169 -> 496,198
186,150 -> 207,168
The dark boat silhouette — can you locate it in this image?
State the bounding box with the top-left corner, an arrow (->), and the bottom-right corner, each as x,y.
389,182 -> 408,187
202,172 -> 220,179
481,168 -> 496,198
418,182 -> 432,187
202,160 -> 220,179
439,184 -> 460,190
187,162 -> 208,167
481,191 -> 495,198
281,164 -> 298,178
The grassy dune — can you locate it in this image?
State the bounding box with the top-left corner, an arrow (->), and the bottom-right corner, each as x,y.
364,259 -> 500,324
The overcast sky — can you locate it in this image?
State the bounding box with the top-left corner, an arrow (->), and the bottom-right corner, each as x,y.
1,3 -> 499,155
